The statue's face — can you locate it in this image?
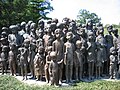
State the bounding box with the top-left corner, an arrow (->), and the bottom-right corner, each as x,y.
38,22 -> 44,29
56,33 -> 60,38
76,43 -> 82,49
87,22 -> 92,26
38,31 -> 43,37
50,53 -> 56,61
63,28 -> 67,34
1,38 -> 6,44
30,23 -> 36,32
80,29 -> 85,36
10,45 -> 15,50
47,28 -> 51,34
11,27 -> 17,34
88,35 -> 93,41
25,24 -> 30,32
38,47 -> 44,53
112,50 -> 116,55
50,26 -> 55,31
21,25 -> 25,30
66,32 -> 72,40
24,42 -> 29,48
21,48 -> 24,53
50,23 -> 56,32
55,32 -> 61,38
38,49 -> 43,53
99,29 -> 103,35
31,26 -> 35,32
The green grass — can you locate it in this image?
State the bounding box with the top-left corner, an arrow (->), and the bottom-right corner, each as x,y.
0,75 -> 120,90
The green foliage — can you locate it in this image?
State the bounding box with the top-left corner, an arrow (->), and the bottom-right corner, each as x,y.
77,9 -> 101,25
1,75 -> 120,90
28,0 -> 53,21
0,0 -> 53,28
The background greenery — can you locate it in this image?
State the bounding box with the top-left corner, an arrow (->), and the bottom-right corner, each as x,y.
0,0 -> 53,28
77,9 -> 101,25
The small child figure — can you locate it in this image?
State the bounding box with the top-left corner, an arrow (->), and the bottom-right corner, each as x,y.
8,44 -> 17,76
18,39 -> 30,80
49,51 -> 59,87
109,47 -> 118,79
74,40 -> 85,81
52,28 -> 64,84
0,46 -> 8,75
64,32 -> 75,83
96,42 -> 102,79
45,46 -> 52,83
29,40 -> 36,78
87,32 -> 96,80
34,46 -> 45,81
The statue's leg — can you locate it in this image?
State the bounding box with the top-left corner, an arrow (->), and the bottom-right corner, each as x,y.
91,62 -> 94,79
95,65 -> 98,78
110,64 -> 114,79
88,62 -> 91,80
4,61 -> 7,74
75,66 -> 79,81
45,66 -> 49,83
36,75 -> 40,81
79,64 -> 83,80
54,71 -> 59,86
21,64 -> 24,80
69,64 -> 73,83
65,64 -> 69,83
114,63 -> 118,79
101,63 -> 104,76
50,74 -> 54,85
59,64 -> 63,84
40,71 -> 42,81
17,63 -> 21,76
13,62 -> 16,75
9,61 -> 13,75
107,58 -> 110,75
30,61 -> 35,78
104,61 -> 108,75
1,61 -> 4,74
24,64 -> 28,80
98,67 -> 101,78
109,64 -> 111,78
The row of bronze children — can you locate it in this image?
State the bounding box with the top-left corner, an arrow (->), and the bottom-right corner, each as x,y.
0,18 -> 120,86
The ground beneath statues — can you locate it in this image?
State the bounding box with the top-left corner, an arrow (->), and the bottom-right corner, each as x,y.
0,73 -> 120,87
14,75 -> 70,87
14,75 -> 120,87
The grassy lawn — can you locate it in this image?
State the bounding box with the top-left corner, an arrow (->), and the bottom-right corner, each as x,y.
0,75 -> 120,90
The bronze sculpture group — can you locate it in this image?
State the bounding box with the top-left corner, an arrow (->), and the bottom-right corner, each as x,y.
0,18 -> 120,87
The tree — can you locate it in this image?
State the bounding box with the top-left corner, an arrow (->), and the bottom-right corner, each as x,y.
0,0 -> 53,28
28,0 -> 53,21
77,9 -> 101,25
